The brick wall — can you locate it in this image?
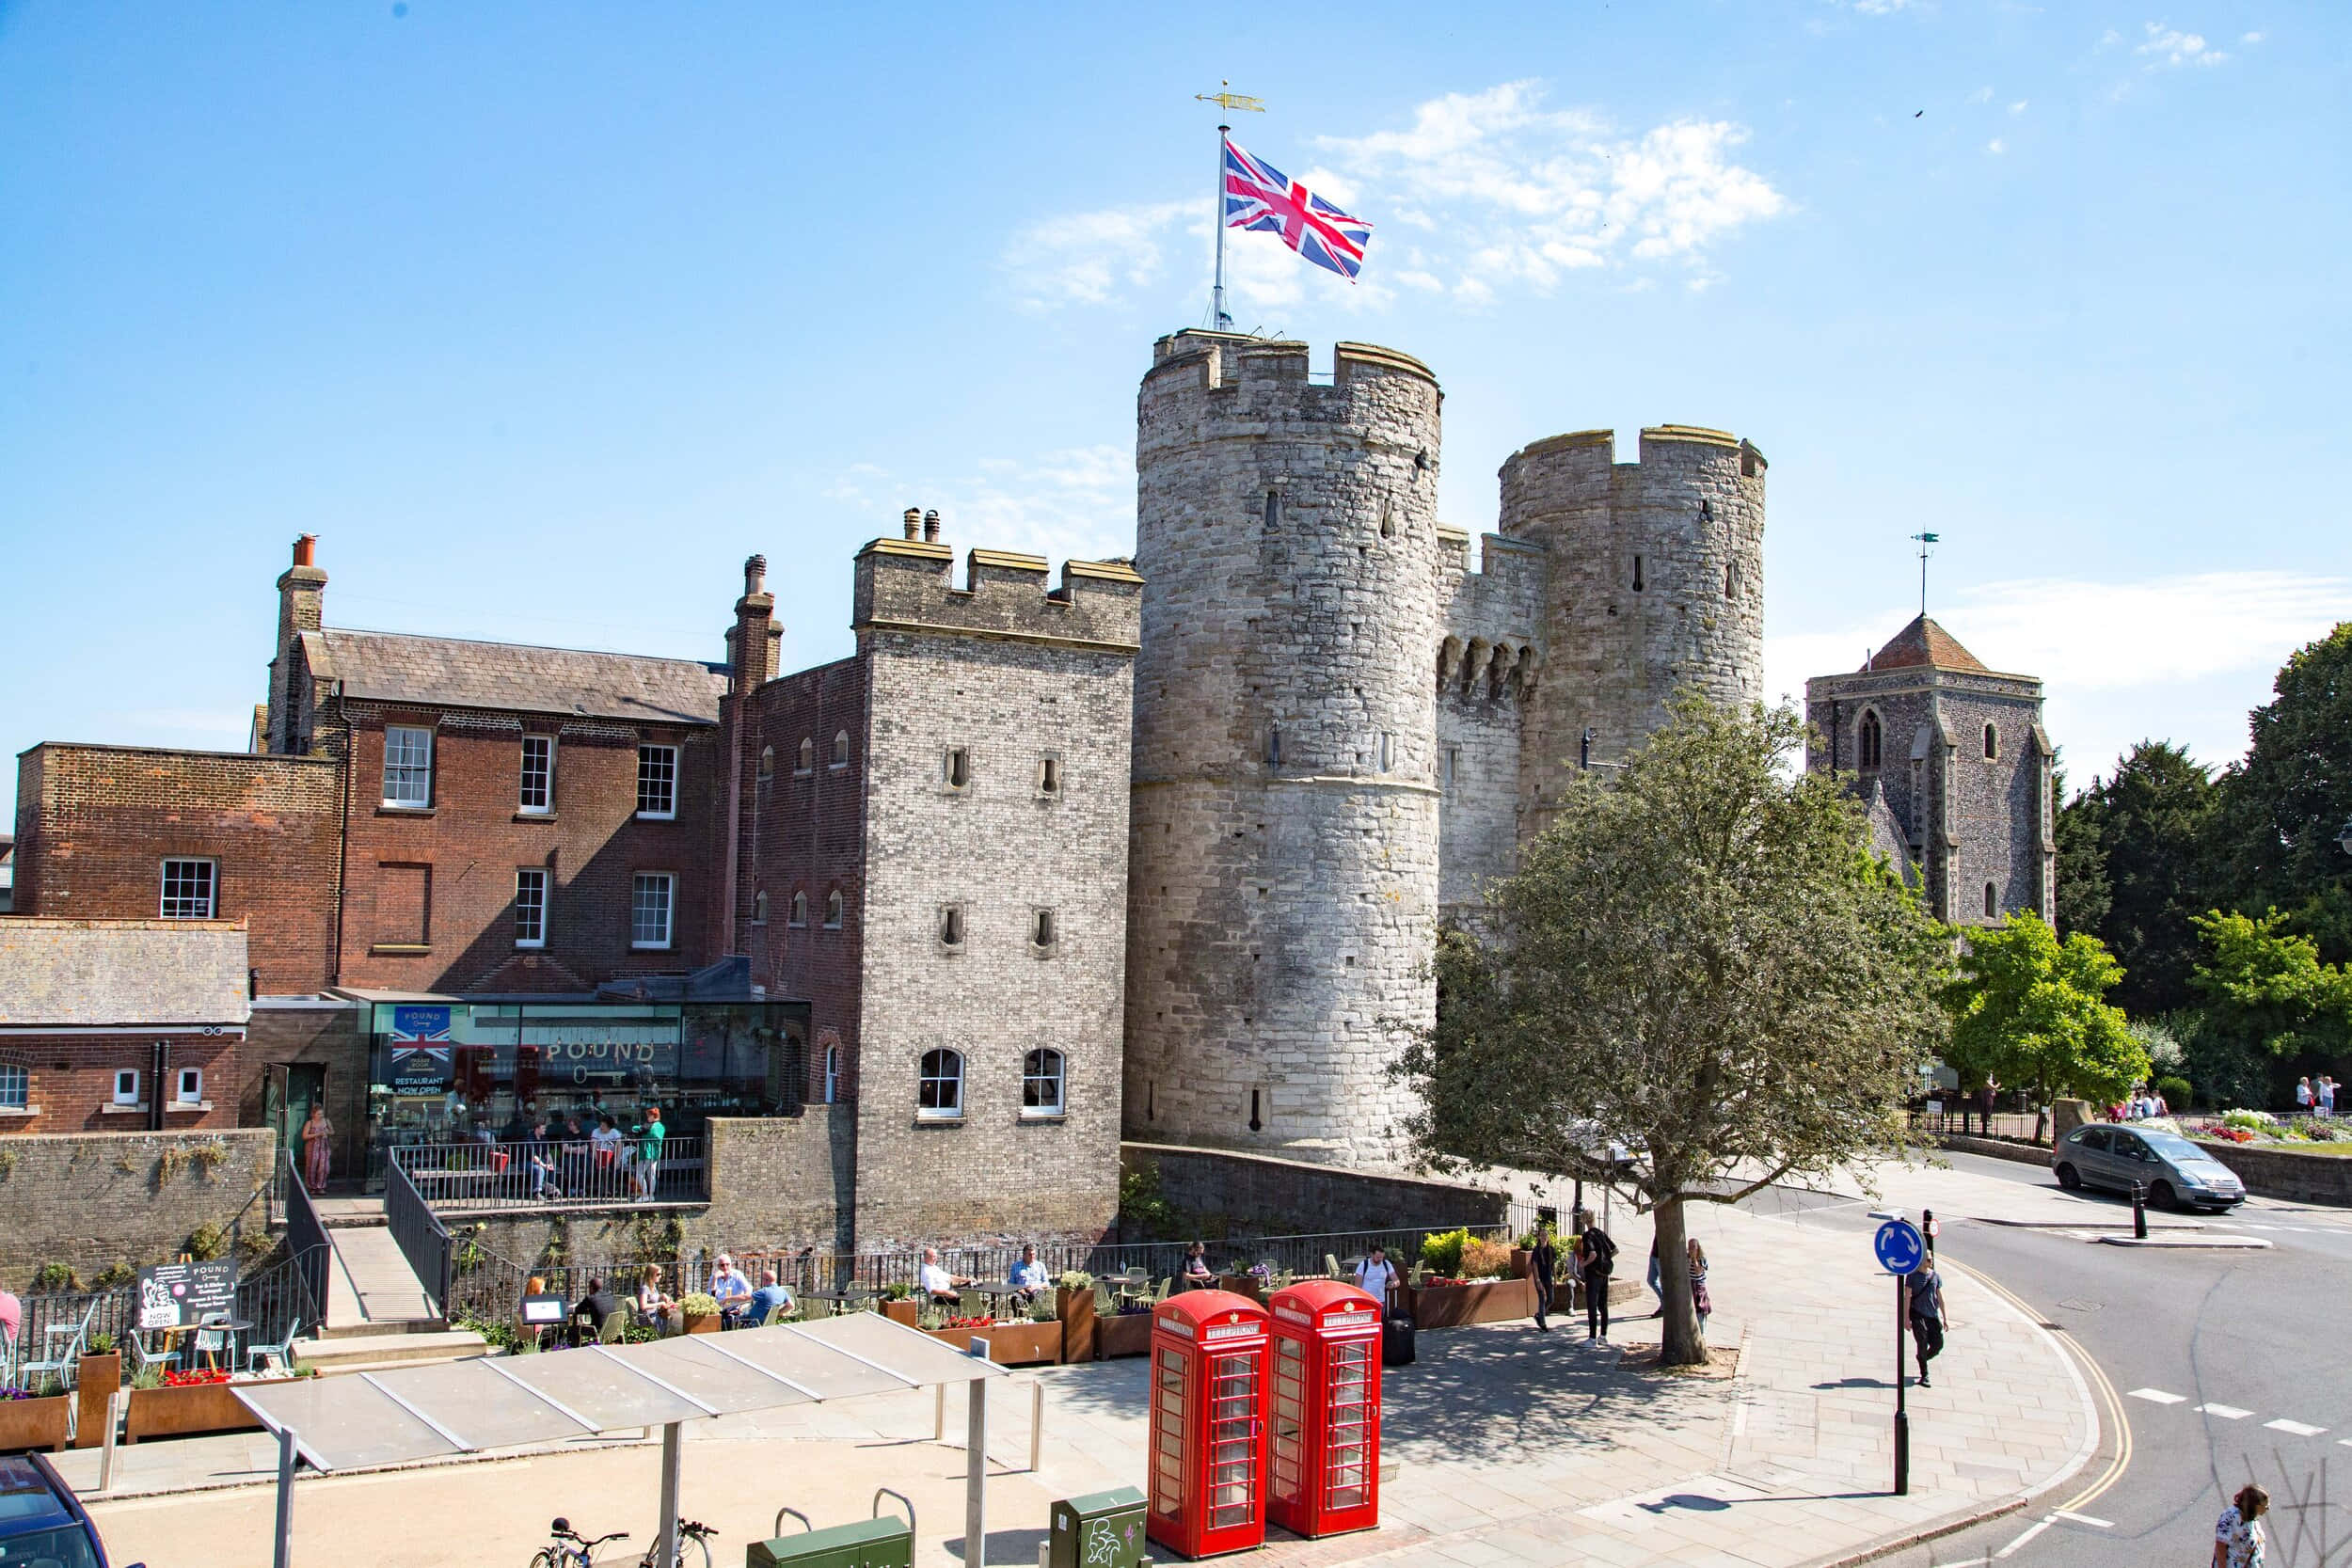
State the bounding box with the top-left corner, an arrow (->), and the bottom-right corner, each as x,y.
242,1000 -> 369,1176
1124,1141 -> 1507,1236
0,1128 -> 277,1289
12,744 -> 342,991
0,1031 -> 242,1136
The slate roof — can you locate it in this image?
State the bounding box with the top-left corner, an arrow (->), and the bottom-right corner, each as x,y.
0,920 -> 250,1027
1866,616 -> 1990,673
309,627 -> 727,725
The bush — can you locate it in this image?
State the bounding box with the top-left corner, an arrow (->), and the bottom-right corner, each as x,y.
2221,1109 -> 2279,1132
1459,1237 -> 1515,1280
2155,1076 -> 2193,1112
29,1263 -> 79,1293
679,1292 -> 722,1318
184,1222 -> 229,1261
1419,1228 -> 1469,1277
1057,1271 -> 1094,1291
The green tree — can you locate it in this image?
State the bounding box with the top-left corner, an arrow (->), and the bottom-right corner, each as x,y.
1395,696 -> 1951,1369
1944,913 -> 2146,1139
2211,624 -> 2352,960
2052,765 -> 2112,940
2076,742 -> 2218,1015
2188,910 -> 2352,1072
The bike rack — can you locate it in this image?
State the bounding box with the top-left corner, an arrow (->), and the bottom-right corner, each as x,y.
873,1488 -> 915,1534
771,1506 -> 811,1536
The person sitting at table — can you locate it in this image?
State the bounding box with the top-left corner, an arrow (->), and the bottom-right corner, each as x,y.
571,1277 -> 620,1344
1009,1244 -> 1051,1307
637,1264 -> 680,1335
1182,1243 -> 1216,1287
526,1119 -> 561,1199
590,1116 -> 624,1196
709,1255 -> 754,1325
918,1247 -> 973,1306
742,1269 -> 794,1327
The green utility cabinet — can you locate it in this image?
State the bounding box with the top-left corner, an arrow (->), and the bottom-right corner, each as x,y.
745,1516 -> 912,1568
1048,1486 -> 1147,1568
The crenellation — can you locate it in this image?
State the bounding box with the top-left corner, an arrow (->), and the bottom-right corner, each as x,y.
853,535 -> 1143,653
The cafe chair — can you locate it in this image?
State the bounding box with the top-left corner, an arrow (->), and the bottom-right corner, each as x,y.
193,1311 -> 235,1370
246,1317 -> 304,1375
596,1310 -> 628,1344
24,1303 -> 99,1392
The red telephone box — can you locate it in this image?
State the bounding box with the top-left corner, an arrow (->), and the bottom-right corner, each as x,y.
1146,1289 -> 1269,1560
1265,1280 -> 1383,1538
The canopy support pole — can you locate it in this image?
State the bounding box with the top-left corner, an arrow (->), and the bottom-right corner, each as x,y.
966,1370 -> 988,1567
658,1420 -> 683,1567
272,1425 -> 297,1568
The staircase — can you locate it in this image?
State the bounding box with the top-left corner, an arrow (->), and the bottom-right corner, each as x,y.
299,1196 -> 487,1377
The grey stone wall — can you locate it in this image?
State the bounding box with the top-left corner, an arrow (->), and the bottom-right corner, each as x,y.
1126,334 -> 1444,1167
1435,530 -> 1543,917
1123,1141 -> 1507,1236
0,1128 -> 277,1290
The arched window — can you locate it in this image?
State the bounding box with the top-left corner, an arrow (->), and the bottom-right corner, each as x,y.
752,890 -> 769,924
757,746 -> 774,780
1022,1048 -> 1066,1117
796,737 -> 814,773
1984,882 -> 1999,919
1983,723 -> 1999,760
831,730 -> 850,768
1031,909 -> 1056,948
825,890 -> 844,928
789,891 -> 807,927
917,1049 -> 963,1119
821,1044 -> 839,1104
1858,710 -> 1883,771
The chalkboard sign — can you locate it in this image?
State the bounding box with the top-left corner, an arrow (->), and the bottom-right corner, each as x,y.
135,1259 -> 237,1331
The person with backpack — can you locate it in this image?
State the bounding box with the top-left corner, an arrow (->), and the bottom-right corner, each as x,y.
1575,1221 -> 1617,1341
1905,1262 -> 1947,1386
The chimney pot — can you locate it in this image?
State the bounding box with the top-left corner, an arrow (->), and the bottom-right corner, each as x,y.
293,534 -> 317,568
744,554 -> 767,595
923,509 -> 941,544
902,507 -> 921,540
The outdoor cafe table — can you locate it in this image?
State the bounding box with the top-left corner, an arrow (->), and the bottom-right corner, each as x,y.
192,1318 -> 254,1370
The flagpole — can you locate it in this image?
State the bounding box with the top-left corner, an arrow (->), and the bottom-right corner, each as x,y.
1213,119 -> 1231,330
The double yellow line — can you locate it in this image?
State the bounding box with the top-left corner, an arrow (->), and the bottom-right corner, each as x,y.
1945,1257 -> 2135,1513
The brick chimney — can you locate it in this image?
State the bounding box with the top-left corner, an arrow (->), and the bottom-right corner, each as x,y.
267,535 -> 327,754
728,553 -> 776,691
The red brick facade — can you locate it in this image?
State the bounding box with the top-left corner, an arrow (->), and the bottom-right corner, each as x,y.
0,1031 -> 243,1135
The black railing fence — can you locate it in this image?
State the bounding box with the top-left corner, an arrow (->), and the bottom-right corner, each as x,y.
385,1154 -> 454,1316
384,1138 -> 707,1211
8,1246 -> 322,1384
1910,1109 -> 2048,1143
282,1151 -> 333,1334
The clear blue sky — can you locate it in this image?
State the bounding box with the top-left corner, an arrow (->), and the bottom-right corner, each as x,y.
5,1 -> 2347,824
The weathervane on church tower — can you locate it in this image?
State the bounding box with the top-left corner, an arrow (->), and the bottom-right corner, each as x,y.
1910,531 -> 1939,619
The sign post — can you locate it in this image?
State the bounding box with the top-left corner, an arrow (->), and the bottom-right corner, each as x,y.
1872,1215 -> 1926,1497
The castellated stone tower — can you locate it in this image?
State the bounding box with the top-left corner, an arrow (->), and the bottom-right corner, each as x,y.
1124,331 -> 1444,1167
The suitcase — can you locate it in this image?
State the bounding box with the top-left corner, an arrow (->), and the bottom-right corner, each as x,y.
1381,1313 -> 1416,1367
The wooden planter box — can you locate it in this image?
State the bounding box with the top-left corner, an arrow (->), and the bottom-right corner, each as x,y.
1057,1285 -> 1097,1364
0,1396 -> 71,1454
881,1299 -> 919,1328
124,1382 -> 266,1443
979,1321 -> 1061,1367
1096,1311 -> 1153,1359
681,1312 -> 722,1336
73,1354 -> 121,1449
1216,1274 -> 1268,1305
1409,1276 -> 1534,1328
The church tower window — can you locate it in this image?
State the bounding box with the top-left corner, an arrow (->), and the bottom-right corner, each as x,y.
1857,710 -> 1883,771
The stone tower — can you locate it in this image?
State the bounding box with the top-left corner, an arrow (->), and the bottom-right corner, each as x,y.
1499,426 -> 1768,836
1124,332 -> 1444,1166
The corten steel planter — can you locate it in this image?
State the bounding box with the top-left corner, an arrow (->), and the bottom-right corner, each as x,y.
124,1382 -> 266,1443
1057,1284 -> 1097,1364
1510,1249 -> 1534,1279
1408,1277 -> 1535,1329
980,1321 -> 1062,1367
682,1313 -> 722,1336
1216,1274 -> 1269,1305
923,1326 -> 986,1353
0,1396 -> 72,1454
881,1298 -> 919,1328
1095,1311 -> 1153,1359
73,1354 -> 121,1449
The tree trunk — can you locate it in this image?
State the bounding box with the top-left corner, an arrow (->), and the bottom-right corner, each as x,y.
1655,1195 -> 1707,1367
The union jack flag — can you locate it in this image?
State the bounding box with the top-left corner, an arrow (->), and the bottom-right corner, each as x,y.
1223,137 -> 1373,282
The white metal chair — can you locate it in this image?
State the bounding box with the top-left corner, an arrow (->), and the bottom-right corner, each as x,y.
23,1302 -> 97,1392
246,1316 -> 303,1375
193,1311 -> 233,1370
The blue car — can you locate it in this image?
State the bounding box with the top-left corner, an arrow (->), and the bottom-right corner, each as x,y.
0,1451 -> 140,1568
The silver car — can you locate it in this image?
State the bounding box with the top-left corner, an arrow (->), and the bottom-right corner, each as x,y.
2052,1123 -> 2247,1212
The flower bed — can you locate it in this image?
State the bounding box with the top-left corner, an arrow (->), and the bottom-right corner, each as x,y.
918,1317 -> 1063,1365
1408,1276 -> 1535,1329
125,1378 -> 267,1443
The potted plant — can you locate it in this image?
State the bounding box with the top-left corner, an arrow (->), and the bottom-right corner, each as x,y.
678,1292 -> 723,1335
73,1333 -> 122,1450
0,1379 -> 72,1454
1056,1271 -> 1098,1363
980,1299 -> 1064,1367
1409,1234 -> 1535,1328
124,1368 -> 267,1443
879,1282 -> 918,1327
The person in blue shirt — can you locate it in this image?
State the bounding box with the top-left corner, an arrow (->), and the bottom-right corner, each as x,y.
1009,1244 -> 1051,1307
741,1269 -> 794,1327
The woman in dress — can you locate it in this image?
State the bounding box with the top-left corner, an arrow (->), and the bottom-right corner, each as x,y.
299,1102 -> 333,1192
2214,1483 -> 2268,1568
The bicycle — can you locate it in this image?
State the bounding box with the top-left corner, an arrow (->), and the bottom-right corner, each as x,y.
528,1517 -> 714,1568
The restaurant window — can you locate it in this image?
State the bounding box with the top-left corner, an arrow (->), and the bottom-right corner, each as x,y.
917,1048 -> 963,1119
383,725 -> 433,807
518,735 -> 554,814
160,858 -> 216,919
1022,1048 -> 1065,1117
637,745 -> 678,819
113,1069 -> 141,1107
515,868 -> 548,948
632,872 -> 675,949
174,1067 -> 203,1106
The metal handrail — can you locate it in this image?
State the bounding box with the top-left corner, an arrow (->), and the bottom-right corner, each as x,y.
384,1153 -> 454,1316
282,1150 -> 334,1335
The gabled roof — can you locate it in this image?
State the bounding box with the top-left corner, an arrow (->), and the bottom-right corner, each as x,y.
0,920 -> 249,1027
308,627 -> 727,726
1865,616 -> 1989,673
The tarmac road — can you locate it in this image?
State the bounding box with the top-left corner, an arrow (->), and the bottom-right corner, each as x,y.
1754,1150 -> 2352,1568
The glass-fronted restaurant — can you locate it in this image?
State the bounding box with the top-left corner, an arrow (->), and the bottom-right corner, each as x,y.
364,996 -> 810,1156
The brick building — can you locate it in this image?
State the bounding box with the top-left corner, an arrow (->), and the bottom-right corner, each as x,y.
0,919 -> 247,1133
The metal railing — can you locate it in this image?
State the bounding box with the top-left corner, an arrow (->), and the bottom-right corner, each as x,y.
282,1152 -> 333,1333
1910,1109 -> 2047,1144
385,1137 -> 707,1212
384,1153 -> 454,1317
236,1243 -> 326,1354
6,1248 -> 324,1386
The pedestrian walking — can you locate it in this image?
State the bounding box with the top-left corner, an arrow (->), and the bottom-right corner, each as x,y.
1904,1260 -> 1947,1387
1353,1246 -> 1400,1307
1530,1228 -> 1559,1332
1686,1238 -> 1711,1337
2296,1076 -> 2314,1115
1576,1221 -> 1617,1341
2214,1483 -> 2269,1568
1646,1235 -> 1664,1317
1921,1208 -> 1940,1263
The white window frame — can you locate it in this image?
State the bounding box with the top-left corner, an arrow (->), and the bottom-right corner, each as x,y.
0,1064 -> 29,1110
160,858 -> 217,919
821,1045 -> 839,1104
383,725 -> 434,808
112,1068 -> 142,1107
631,872 -> 676,949
1022,1048 -> 1066,1118
916,1048 -> 963,1120
173,1066 -> 203,1106
515,867 -> 548,948
518,735 -> 555,815
636,744 -> 679,820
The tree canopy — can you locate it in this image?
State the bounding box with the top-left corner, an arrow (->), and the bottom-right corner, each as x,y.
2211,623 -> 2352,960
1943,912 -> 2146,1132
2188,909 -> 2352,1064
2072,741 -> 2219,1015
1394,695 -> 1950,1367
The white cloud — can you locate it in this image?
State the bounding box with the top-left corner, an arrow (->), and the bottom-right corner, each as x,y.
1004,80 -> 1785,313
1987,138 -> 2007,153
2137,22 -> 2230,67
2010,100 -> 2030,114
1968,86 -> 1994,103
1852,0 -> 1913,13
2241,30 -> 2265,43
823,446 -> 1135,567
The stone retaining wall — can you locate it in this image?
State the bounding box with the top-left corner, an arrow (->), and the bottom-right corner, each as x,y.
1124,1139 -> 1506,1237
0,1128 -> 277,1290
2191,1139 -> 2352,1206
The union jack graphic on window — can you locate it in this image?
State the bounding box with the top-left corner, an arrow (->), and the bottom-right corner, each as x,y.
1223,137 -> 1373,282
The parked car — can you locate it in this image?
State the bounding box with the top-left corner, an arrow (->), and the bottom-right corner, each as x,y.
2052,1123 -> 2247,1211
0,1452 -> 141,1568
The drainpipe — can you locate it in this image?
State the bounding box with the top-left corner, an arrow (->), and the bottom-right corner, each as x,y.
330,679 -> 351,987
149,1040 -> 168,1132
